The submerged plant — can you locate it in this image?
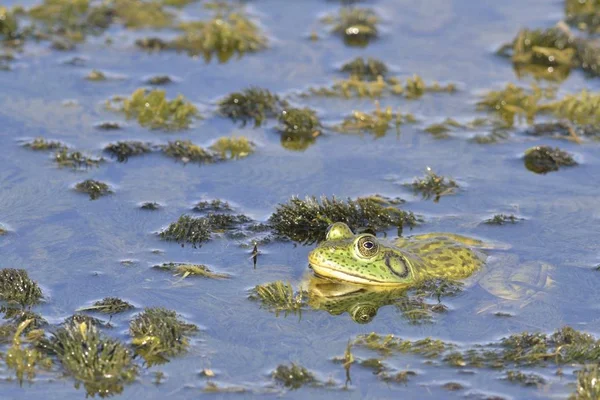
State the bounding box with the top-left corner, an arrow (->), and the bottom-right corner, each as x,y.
23,137 -> 66,151
571,365 -> 600,400
162,140 -> 215,164
334,103 -> 415,137
523,146 -> 577,174
484,214 -> 522,225
171,8 -> 267,62
209,137 -> 255,160
129,307 -> 198,365
78,297 -> 134,314
545,90 -> 600,128
54,149 -> 104,169
340,57 -> 388,80
0,269 -> 42,306
106,89 -> 199,130
48,321 -> 138,397
269,196 -> 418,244
272,363 -> 317,389
324,7 -> 379,47
218,88 -> 287,127
0,7 -> 20,41
5,319 -> 52,385
159,213 -> 252,247
154,263 -> 229,279
250,281 -> 306,316
565,0 -> 600,33
140,202 -> 161,210
104,141 -> 154,162
85,69 -> 107,81
409,169 -> 459,202
277,108 -> 322,151
193,199 -> 232,212
74,179 -> 112,200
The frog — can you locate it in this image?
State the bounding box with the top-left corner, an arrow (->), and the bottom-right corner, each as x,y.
307,222 -> 553,311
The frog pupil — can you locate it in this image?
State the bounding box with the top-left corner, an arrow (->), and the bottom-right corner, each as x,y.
364,241 -> 373,249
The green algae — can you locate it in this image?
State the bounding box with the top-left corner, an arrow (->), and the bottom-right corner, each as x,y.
74,179 -> 112,200
323,7 -> 379,47
571,365 -> 600,400
5,319 -> 52,385
159,213 -> 252,247
162,140 -> 215,163
170,8 -> 267,62
141,202 -> 161,210
545,90 -> 600,127
269,196 -> 418,244
193,199 -> 232,212
0,7 -> 20,41
85,69 -> 107,81
23,137 -> 66,151
54,149 -> 104,169
1,307 -> 47,331
0,269 -> 42,306
129,307 -> 198,365
209,137 -> 255,160
64,314 -> 112,329
277,107 -> 322,151
378,370 -> 416,384
218,88 -> 287,127
272,363 -> 316,389
135,37 -> 169,51
484,214 -> 522,225
524,146 -> 577,174
409,169 -> 459,202
340,57 -> 388,80
504,370 -> 546,387
145,75 -> 173,85
526,121 -> 600,142
107,89 -> 200,131
565,0 -> 600,33
111,0 -> 173,29
153,262 -> 230,279
47,321 -> 138,397
78,297 -> 134,314
96,121 -> 122,130
104,141 -> 154,162
250,281 -> 306,316
334,103 -> 416,137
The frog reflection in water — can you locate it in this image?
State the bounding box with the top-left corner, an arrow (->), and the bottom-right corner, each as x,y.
306,222 -> 553,322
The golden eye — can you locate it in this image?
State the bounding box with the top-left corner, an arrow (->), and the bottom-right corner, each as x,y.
356,235 -> 379,258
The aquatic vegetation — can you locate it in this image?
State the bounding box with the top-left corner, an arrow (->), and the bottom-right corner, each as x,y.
78,297 -> 134,314
193,199 -> 232,212
145,75 -> 173,85
484,214 -> 522,225
74,179 -> 112,200
504,370 -> 546,386
0,225 -> 6,235
571,365 -> 600,400
153,263 -> 229,279
85,69 -> 106,81
48,321 -> 138,397
170,8 -> 267,62
378,370 -> 416,384
111,0 -> 173,29
135,37 -> 169,51
523,146 -> 577,174
250,281 -> 306,316
140,202 -> 161,210
162,140 -> 215,163
209,137 -> 255,160
272,363 -> 316,389
277,108 -> 322,151
0,269 -> 42,306
526,121 -> 599,142
545,90 -> 600,127
104,141 -> 154,162
323,7 -> 379,47
23,137 -> 66,151
269,196 -> 418,244
409,169 -> 459,202
106,89 -> 200,131
0,7 -> 20,41
129,307 -> 198,365
1,307 -> 47,331
565,0 -> 600,33
95,121 -> 122,130
340,57 -> 388,80
218,88 -> 287,127
159,213 -> 252,247
65,314 -> 112,329
5,319 -> 52,385
334,103 -> 416,137
54,149 -> 104,169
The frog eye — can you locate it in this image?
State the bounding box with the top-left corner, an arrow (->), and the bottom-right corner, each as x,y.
356,235 -> 379,259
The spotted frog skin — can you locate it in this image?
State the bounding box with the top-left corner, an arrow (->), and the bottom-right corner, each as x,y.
308,222 -> 488,286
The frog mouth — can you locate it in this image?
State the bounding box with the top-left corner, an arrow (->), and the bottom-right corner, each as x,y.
308,254 -> 401,285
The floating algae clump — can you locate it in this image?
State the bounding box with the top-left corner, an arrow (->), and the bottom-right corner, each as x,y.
277,108 -> 322,151
269,196 -> 418,244
47,321 -> 138,397
0,7 -> 20,41
111,0 -> 174,29
218,88 -> 287,127
162,140 -> 214,163
1,306 -> 47,331
153,263 -> 229,279
323,7 -> 379,47
5,319 -> 52,385
78,297 -> 134,314
484,214 -> 522,225
409,169 -> 459,202
334,103 -> 415,137
107,89 -> 199,130
171,8 -> 267,62
545,90 -> 600,127
504,370 -> 546,387
54,149 -> 104,169
0,269 -> 42,306
193,199 -> 232,212
571,365 -> 600,400
104,141 -> 154,162
341,57 -> 388,80
75,179 -> 112,200
159,213 -> 252,247
250,281 -> 306,316
272,363 -> 316,389
23,137 -> 66,151
129,307 -> 198,365
524,146 -> 577,174
85,69 -> 106,81
565,0 -> 600,33
209,137 -> 255,160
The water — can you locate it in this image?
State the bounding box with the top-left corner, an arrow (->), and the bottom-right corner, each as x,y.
1,0 -> 600,398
